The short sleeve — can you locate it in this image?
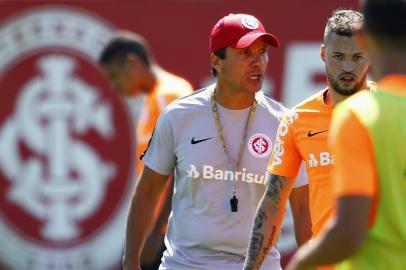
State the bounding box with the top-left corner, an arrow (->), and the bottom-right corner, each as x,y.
141,108 -> 176,176
268,112 -> 303,178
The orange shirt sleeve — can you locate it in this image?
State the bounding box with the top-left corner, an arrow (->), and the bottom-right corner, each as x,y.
330,108 -> 378,198
136,80 -> 192,175
268,112 -> 302,178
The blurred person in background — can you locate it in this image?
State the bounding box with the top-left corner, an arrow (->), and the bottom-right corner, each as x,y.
243,9 -> 374,270
286,0 -> 406,269
99,31 -> 193,270
121,13 -> 308,270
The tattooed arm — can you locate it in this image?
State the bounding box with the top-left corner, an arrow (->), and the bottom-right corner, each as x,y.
243,173 -> 296,270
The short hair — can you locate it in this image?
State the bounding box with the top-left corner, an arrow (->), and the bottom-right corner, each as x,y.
212,47 -> 226,77
323,9 -> 363,45
363,0 -> 406,47
98,31 -> 153,67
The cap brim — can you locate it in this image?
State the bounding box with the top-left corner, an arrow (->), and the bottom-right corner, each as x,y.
233,32 -> 280,49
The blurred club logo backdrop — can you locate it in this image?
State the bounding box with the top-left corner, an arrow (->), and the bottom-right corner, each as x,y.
0,7 -> 134,270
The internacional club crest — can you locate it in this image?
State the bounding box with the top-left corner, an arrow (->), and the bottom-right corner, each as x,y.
0,7 -> 134,270
240,15 -> 259,30
248,133 -> 272,158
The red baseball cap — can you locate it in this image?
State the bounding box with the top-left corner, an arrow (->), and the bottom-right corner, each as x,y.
209,13 -> 280,54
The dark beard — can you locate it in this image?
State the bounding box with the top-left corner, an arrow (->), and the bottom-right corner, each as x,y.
327,72 -> 366,96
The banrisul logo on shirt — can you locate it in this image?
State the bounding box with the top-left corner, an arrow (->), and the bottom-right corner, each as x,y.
186,165 -> 266,185
248,133 -> 272,158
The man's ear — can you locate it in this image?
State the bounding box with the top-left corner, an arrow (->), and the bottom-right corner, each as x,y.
211,52 -> 221,74
320,44 -> 326,63
126,53 -> 144,71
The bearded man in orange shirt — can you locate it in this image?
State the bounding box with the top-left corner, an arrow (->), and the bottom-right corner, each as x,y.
286,0 -> 406,269
243,9 -> 374,270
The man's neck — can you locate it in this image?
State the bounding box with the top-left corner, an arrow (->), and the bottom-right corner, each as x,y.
214,85 -> 256,110
327,81 -> 368,107
328,89 -> 347,106
141,65 -> 160,94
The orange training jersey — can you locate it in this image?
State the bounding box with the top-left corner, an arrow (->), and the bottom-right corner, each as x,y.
332,76 -> 406,226
269,89 -> 334,236
330,101 -> 378,227
136,70 -> 193,175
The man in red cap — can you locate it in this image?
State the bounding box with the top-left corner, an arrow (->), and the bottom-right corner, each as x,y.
122,13 -> 308,270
